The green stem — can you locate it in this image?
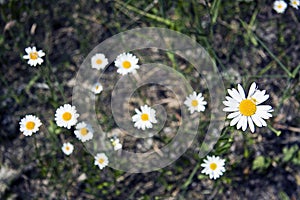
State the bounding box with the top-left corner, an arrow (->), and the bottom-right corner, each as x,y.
182,162 -> 201,189
267,124 -> 281,136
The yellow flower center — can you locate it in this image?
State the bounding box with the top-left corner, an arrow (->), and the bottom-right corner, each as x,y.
26,121 -> 35,130
141,113 -> 149,121
210,163 -> 217,170
29,52 -> 38,60
95,85 -> 99,90
66,146 -> 70,151
278,4 -> 283,9
122,61 -> 131,69
62,112 -> 72,121
98,158 -> 105,164
292,1 -> 297,5
239,99 -> 257,116
191,100 -> 198,107
96,59 -> 102,65
80,127 -> 88,136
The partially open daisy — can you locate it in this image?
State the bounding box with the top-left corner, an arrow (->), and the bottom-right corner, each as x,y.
61,142 -> 74,155
92,82 -> 103,94
273,0 -> 288,13
74,122 -> 93,142
19,115 -> 42,136
132,105 -> 157,130
91,53 -> 108,70
184,91 -> 207,114
201,155 -> 226,180
290,0 -> 300,9
110,137 -> 122,151
23,46 -> 45,67
114,52 -> 139,75
55,104 -> 79,129
94,153 -> 109,170
223,82 -> 273,133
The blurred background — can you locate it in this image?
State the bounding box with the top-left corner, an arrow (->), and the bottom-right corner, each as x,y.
0,0 -> 300,199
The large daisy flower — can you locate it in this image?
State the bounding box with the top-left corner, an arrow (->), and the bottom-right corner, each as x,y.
184,91 -> 207,114
290,0 -> 300,9
74,122 -> 94,142
91,53 -> 108,70
201,155 -> 226,180
94,153 -> 109,170
223,82 -> 273,133
55,104 -> 79,129
273,0 -> 288,13
23,46 -> 45,67
114,52 -> 139,75
61,142 -> 74,155
19,115 -> 42,136
132,105 -> 157,130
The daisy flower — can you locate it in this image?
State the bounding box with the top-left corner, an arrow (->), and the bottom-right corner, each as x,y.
273,0 -> 288,13
132,105 -> 157,130
91,53 -> 108,70
19,115 -> 42,136
61,142 -> 74,155
223,82 -> 273,133
74,122 -> 93,142
184,91 -> 207,114
290,0 -> 300,9
23,46 -> 45,67
55,104 -> 79,129
92,82 -> 103,94
201,155 -> 226,180
110,137 -> 122,151
94,153 -> 109,170
114,52 -> 139,75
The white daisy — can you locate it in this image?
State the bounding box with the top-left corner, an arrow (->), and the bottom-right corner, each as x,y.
223,82 -> 273,133
114,52 -> 139,75
94,153 -> 109,170
19,115 -> 42,136
290,0 -> 300,9
91,53 -> 108,70
74,122 -> 93,142
55,104 -> 79,129
273,0 -> 288,13
61,142 -> 74,155
110,137 -> 122,151
184,91 -> 207,114
23,46 -> 45,67
201,155 -> 226,180
92,82 -> 103,94
132,105 -> 157,130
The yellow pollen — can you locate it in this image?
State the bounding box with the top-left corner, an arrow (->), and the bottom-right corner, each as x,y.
96,59 -> 102,65
66,146 -> 70,151
210,163 -> 217,170
62,112 -> 72,121
239,99 -> 257,116
122,61 -> 131,69
141,113 -> 149,121
98,158 -> 105,164
191,100 -> 198,107
278,4 -> 283,9
29,52 -> 38,60
96,85 -> 99,90
26,121 -> 35,130
80,128 -> 88,136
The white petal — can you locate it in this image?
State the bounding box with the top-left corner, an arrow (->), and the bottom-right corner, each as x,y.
228,88 -> 243,102
223,107 -> 239,112
230,115 -> 241,126
248,117 -> 255,133
251,114 -> 262,127
237,84 -> 246,99
227,111 -> 240,119
241,116 -> 248,131
248,82 -> 257,98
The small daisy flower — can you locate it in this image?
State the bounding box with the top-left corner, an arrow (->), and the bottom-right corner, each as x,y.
23,46 -> 45,67
290,0 -> 300,9
114,52 -> 139,75
94,153 -> 109,170
91,53 -> 108,70
19,115 -> 42,136
92,82 -> 103,94
273,0 -> 288,13
132,105 -> 157,130
61,142 -> 74,155
74,122 -> 94,142
201,155 -> 226,180
110,137 -> 122,151
55,104 -> 79,129
184,91 -> 207,114
223,82 -> 273,133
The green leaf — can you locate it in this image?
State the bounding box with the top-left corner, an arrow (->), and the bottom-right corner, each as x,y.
283,145 -> 299,162
252,156 -> 271,171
